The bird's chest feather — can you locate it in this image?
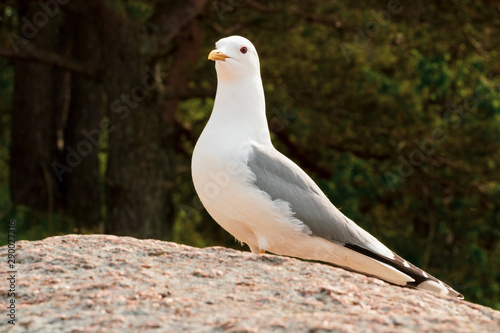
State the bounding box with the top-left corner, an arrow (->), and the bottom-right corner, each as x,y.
192,137 -> 274,241
193,135 -> 255,210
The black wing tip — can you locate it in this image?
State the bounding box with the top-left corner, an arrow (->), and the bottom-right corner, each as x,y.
344,244 -> 463,299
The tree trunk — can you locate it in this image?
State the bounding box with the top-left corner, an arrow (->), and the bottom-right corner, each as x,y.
61,14 -> 103,231
8,0 -> 210,239
160,21 -> 204,238
10,2 -> 59,217
100,1 -> 210,239
101,6 -> 170,238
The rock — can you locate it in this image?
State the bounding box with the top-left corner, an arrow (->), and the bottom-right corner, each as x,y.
1,234 -> 499,332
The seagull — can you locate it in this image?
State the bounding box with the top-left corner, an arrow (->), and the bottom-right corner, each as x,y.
192,35 -> 463,299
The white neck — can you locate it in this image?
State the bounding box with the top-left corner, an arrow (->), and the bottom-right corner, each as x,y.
207,74 -> 271,145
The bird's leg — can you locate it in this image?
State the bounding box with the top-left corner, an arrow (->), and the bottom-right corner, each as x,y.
249,245 -> 260,254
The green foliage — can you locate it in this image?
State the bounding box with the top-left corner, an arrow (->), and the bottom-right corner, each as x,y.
0,206 -> 79,246
106,0 -> 153,20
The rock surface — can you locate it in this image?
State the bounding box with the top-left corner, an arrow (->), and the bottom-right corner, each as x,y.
1,234 -> 499,332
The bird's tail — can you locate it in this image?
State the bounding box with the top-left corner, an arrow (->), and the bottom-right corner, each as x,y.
413,279 -> 463,299
344,243 -> 463,299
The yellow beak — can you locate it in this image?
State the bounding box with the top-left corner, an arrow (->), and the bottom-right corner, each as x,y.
208,49 -> 230,61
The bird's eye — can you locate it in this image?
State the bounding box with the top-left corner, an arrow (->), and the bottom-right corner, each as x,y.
240,47 -> 248,54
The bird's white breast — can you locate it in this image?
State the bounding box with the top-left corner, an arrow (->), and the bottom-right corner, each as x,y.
192,129 -> 309,252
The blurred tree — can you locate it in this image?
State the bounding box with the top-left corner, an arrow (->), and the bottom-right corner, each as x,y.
9,1 -> 60,215
59,9 -> 103,230
0,0 -> 211,238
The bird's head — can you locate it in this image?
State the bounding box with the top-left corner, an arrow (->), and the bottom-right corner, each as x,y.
208,36 -> 260,81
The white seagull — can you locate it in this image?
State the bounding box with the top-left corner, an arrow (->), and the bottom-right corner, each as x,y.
192,35 -> 463,299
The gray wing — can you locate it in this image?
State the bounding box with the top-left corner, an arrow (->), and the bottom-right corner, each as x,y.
247,143 -> 394,258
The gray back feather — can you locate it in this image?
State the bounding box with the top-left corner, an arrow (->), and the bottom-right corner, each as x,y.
247,144 -> 392,257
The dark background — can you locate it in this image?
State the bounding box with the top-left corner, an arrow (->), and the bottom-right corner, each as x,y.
0,0 -> 498,309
